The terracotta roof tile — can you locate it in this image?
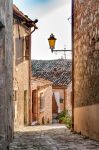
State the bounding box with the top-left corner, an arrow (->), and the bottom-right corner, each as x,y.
13,4 -> 38,29
31,59 -> 72,87
31,77 -> 52,88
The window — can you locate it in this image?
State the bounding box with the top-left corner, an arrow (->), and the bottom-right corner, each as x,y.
15,37 -> 24,65
25,35 -> 30,60
40,93 -> 45,111
79,0 -> 84,3
14,91 -> 18,101
60,98 -> 64,103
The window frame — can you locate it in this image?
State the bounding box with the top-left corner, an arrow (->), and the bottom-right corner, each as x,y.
40,92 -> 45,112
24,35 -> 30,60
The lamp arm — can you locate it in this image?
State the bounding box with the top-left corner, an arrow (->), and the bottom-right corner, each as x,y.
51,49 -> 72,53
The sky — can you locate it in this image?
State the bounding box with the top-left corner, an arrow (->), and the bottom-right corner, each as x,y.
13,0 -> 72,60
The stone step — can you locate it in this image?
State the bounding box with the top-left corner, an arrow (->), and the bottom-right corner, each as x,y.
52,119 -> 59,124
52,113 -> 58,119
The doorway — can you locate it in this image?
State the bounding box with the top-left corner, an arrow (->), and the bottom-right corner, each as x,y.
32,90 -> 37,122
52,93 -> 58,114
24,90 -> 28,125
14,90 -> 18,126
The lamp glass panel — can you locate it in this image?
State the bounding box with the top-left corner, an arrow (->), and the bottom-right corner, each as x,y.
48,39 -> 56,49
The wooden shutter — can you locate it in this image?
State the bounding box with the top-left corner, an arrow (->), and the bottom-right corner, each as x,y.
40,93 -> 45,110
15,37 -> 24,65
25,35 -> 30,60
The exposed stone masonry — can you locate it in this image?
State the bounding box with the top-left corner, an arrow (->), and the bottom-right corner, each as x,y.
9,125 -> 99,150
74,0 -> 99,141
32,59 -> 72,87
74,0 -> 99,107
0,0 -> 13,149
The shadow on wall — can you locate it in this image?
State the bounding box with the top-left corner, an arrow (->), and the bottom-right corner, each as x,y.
15,35 -> 30,65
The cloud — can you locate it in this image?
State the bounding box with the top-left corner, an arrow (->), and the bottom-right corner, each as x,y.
13,0 -> 71,19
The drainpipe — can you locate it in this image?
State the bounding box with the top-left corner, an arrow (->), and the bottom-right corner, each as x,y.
29,28 -> 36,35
37,88 -> 39,123
64,88 -> 66,111
28,26 -> 38,125
72,0 -> 74,130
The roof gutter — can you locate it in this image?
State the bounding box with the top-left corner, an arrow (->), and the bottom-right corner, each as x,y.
29,26 -> 37,36
28,19 -> 38,36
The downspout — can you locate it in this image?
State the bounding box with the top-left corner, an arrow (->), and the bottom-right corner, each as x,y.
72,0 -> 74,130
17,21 -> 21,39
29,28 -> 36,35
37,88 -> 39,123
64,88 -> 66,111
28,26 -> 37,125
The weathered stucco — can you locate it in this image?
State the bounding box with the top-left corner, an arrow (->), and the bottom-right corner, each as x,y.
0,0 -> 13,149
31,77 -> 52,125
66,83 -> 72,116
13,22 -> 31,128
74,0 -> 99,140
74,104 -> 99,140
38,86 -> 52,125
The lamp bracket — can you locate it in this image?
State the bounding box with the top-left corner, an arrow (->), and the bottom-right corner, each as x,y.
51,49 -> 72,53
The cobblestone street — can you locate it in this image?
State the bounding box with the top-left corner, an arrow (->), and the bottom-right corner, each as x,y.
9,124 -> 99,150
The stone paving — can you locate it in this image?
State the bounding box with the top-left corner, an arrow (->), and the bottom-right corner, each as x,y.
9,124 -> 99,150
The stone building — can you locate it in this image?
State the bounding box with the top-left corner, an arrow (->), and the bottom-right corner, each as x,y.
0,0 -> 13,149
53,82 -> 72,116
13,5 -> 38,128
31,77 -> 52,125
52,81 -> 72,117
73,0 -> 99,140
32,59 -> 72,118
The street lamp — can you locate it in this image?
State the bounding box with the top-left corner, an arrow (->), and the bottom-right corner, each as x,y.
48,33 -> 72,53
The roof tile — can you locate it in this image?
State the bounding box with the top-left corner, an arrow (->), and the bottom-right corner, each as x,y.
31,59 -> 72,87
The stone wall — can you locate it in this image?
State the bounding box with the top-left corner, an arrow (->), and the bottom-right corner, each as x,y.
13,22 -> 31,128
74,0 -> 99,140
0,0 -> 13,149
66,83 -> 72,116
38,86 -> 52,125
31,82 -> 52,125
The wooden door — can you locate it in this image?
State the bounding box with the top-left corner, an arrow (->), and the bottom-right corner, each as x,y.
32,90 -> 37,122
52,93 -> 58,114
24,90 -> 28,125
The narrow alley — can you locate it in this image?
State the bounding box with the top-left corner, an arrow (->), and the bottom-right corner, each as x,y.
9,125 -> 99,150
0,0 -> 99,149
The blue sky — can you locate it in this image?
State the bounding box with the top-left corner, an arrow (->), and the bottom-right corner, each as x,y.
13,0 -> 69,19
13,0 -> 71,60
28,0 -> 52,5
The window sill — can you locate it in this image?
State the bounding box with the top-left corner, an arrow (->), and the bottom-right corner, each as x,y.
40,109 -> 45,113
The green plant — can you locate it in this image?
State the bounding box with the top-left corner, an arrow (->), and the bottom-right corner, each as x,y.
57,110 -> 72,129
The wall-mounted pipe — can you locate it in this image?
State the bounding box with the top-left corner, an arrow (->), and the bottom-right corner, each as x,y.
71,0 -> 74,130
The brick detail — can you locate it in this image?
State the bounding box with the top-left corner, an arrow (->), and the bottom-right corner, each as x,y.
74,0 -> 99,141
74,0 -> 99,107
